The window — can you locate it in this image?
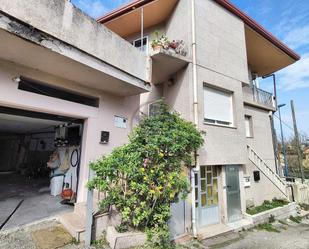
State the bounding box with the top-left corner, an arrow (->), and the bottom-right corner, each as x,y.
132,36 -> 148,54
18,77 -> 99,107
195,166 -> 219,208
203,85 -> 234,126
245,115 -> 253,138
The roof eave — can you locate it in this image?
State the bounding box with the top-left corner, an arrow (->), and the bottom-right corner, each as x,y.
97,0 -> 301,62
97,0 -> 155,23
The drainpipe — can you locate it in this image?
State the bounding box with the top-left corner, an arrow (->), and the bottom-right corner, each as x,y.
140,7 -> 144,52
191,0 -> 199,238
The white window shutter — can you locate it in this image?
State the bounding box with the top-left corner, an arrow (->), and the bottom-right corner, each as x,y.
204,86 -> 233,124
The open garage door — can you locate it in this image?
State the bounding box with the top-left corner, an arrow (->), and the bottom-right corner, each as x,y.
0,106 -> 83,230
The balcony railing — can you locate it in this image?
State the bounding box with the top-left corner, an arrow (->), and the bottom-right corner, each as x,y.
243,85 -> 275,109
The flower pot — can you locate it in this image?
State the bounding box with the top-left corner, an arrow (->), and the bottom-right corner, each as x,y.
153,45 -> 163,51
169,43 -> 178,49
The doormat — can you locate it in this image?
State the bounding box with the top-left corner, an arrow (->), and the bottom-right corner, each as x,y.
31,225 -> 73,249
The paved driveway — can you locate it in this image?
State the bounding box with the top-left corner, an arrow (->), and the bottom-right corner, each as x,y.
201,216 -> 309,249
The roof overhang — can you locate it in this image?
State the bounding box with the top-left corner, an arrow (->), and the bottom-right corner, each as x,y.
97,0 -> 179,37
245,26 -> 296,76
98,0 -> 300,76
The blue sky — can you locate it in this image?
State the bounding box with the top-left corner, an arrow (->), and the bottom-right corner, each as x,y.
71,0 -> 309,138
230,0 -> 309,139
71,0 -> 131,18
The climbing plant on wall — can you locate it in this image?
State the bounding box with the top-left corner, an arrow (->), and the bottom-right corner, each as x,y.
88,103 -> 204,248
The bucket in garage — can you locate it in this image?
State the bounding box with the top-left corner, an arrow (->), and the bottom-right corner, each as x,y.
50,174 -> 65,196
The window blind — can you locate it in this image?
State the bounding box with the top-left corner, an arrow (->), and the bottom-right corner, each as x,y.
204,86 -> 233,125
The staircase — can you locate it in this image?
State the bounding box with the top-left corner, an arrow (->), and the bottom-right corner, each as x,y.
247,145 -> 287,197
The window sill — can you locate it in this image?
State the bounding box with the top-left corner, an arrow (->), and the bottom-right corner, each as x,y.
203,122 -> 237,129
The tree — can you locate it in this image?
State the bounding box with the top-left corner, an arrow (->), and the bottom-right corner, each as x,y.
88,103 -> 204,248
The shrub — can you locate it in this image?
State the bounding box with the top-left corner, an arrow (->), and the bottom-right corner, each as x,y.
88,103 -> 204,248
256,223 -> 280,233
247,198 -> 289,215
289,215 -> 302,223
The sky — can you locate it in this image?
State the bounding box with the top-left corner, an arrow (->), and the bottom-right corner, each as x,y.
71,0 -> 309,139
70,0 -> 131,18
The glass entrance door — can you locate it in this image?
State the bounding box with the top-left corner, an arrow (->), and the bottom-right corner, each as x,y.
226,165 -> 242,222
195,166 -> 219,227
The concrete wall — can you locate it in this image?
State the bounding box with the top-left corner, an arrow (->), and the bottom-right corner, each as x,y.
0,0 -> 148,82
197,68 -> 247,165
195,0 -> 249,84
245,202 -> 298,225
163,66 -> 193,120
189,0 -> 248,166
165,0 -> 192,58
244,104 -> 284,206
0,59 -> 140,202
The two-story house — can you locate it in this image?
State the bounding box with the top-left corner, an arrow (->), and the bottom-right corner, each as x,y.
0,0 -> 300,241
97,0 -> 300,239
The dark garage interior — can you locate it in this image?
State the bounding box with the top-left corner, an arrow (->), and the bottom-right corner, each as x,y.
0,107 -> 83,230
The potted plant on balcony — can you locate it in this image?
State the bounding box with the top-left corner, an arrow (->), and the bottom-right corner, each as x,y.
151,31 -> 170,51
169,40 -> 179,50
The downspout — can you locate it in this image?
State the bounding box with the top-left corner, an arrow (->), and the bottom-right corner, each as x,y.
140,7 -> 144,52
191,0 -> 199,238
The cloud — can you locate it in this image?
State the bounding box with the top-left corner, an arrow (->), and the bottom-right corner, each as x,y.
73,0 -> 108,18
278,53 -> 309,90
283,25 -> 309,49
269,1 -> 309,50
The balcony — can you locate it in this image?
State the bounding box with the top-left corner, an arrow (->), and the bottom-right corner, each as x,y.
149,36 -> 191,84
151,48 -> 190,84
0,0 -> 150,96
243,85 -> 275,110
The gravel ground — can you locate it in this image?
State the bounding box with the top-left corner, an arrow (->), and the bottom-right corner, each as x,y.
1,216 -> 309,249
0,219 -> 102,249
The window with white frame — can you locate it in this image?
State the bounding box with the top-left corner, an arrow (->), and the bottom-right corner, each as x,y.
132,36 -> 148,54
245,115 -> 253,138
203,85 -> 234,126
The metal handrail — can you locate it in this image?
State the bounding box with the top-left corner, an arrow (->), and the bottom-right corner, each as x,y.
247,145 -> 287,197
244,85 -> 274,108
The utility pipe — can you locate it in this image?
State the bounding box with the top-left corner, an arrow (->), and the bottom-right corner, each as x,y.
190,0 -> 199,238
140,7 -> 144,52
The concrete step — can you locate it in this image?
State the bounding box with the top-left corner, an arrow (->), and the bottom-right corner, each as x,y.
74,201 -> 100,219
58,212 -> 86,242
197,223 -> 234,241
202,231 -> 241,248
